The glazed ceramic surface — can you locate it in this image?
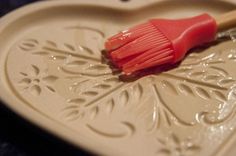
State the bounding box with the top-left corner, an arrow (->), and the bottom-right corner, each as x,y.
1,0 -> 236,155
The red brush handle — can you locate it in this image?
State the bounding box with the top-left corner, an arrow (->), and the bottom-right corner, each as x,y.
150,14 -> 217,63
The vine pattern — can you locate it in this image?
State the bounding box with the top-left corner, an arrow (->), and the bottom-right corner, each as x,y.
14,25 -> 236,155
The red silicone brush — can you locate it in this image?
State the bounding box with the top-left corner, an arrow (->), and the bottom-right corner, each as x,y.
105,11 -> 236,74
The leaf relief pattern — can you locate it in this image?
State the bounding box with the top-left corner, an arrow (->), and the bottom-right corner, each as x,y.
14,25 -> 236,155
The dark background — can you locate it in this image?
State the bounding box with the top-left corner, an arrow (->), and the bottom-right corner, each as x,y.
0,1 -> 91,156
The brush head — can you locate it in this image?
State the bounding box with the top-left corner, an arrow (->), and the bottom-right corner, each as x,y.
105,14 -> 217,75
105,22 -> 174,74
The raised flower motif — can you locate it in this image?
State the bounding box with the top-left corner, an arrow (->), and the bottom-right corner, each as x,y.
18,65 -> 58,96
157,133 -> 200,156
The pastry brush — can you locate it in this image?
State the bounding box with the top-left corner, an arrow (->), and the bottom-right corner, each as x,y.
105,10 -> 236,74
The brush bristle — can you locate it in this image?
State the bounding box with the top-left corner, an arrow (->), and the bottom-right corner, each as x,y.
105,22 -> 174,74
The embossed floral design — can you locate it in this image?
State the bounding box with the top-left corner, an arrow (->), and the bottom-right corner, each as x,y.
18,65 -> 58,96
156,133 -> 200,156
62,76 -> 122,121
18,26 -> 236,127
17,25 -> 236,148
11,23 -> 236,156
